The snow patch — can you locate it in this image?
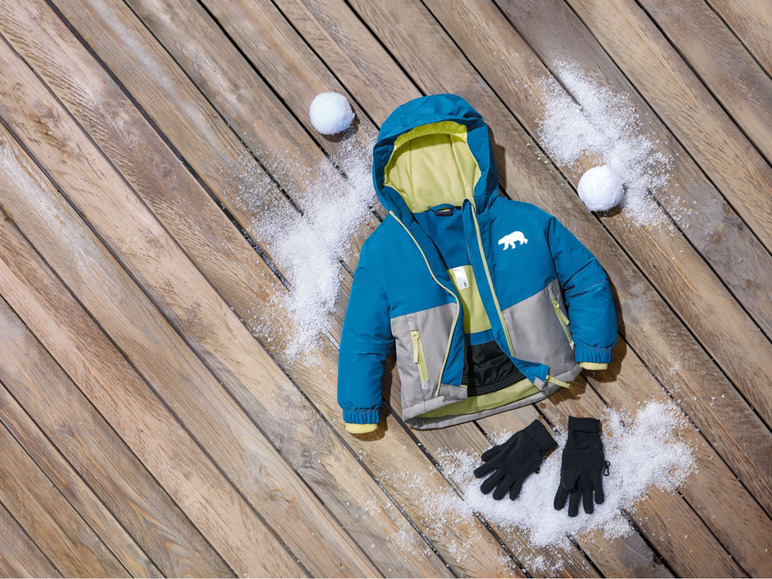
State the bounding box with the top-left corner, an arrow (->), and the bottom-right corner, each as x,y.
229,133 -> 376,360
386,401 -> 695,573
538,62 -> 673,227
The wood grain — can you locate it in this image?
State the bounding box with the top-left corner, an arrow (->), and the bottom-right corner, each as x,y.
0,75 -> 372,577
0,408 -> 127,577
0,370 -> 162,578
565,0 -> 772,251
640,0 -> 772,160
0,502 -> 61,578
0,168 -> 306,578
0,2 -> 470,576
491,0 -> 772,339
707,0 -> 772,76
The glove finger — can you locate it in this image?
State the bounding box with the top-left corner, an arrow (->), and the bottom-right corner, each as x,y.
593,471 -> 605,505
473,460 -> 498,479
509,480 -> 524,501
480,444 -> 504,462
554,484 -> 569,511
568,489 -> 581,517
492,474 -> 517,501
583,484 -> 594,515
480,470 -> 504,495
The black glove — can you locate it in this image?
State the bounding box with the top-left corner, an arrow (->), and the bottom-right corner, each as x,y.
554,416 -> 609,517
474,419 -> 557,500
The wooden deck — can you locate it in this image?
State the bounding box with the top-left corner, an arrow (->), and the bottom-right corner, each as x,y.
0,0 -> 770,576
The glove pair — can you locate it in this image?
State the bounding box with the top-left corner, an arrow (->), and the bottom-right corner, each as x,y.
474,417 -> 608,516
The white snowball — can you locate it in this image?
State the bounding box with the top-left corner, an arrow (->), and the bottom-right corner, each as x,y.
309,92 -> 355,135
577,165 -> 624,212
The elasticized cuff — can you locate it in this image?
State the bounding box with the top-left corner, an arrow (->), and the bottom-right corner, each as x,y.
345,423 -> 378,434
522,419 -> 557,453
342,408 -> 381,425
574,342 -> 613,364
568,416 -> 601,433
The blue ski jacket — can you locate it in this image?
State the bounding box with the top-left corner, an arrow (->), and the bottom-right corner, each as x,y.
338,95 -> 617,433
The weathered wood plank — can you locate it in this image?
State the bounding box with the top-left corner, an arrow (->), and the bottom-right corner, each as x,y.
491,0 -> 772,339
0,162 -> 307,578
428,0 -> 772,421
27,0 -> 543,575
0,405 -> 127,577
640,0 -> 772,160
564,0 -> 772,251
0,3 -> 469,576
0,84 -> 373,579
707,0 -> 772,76
278,0 -> 772,516
0,369 -> 162,578
0,501 -> 61,578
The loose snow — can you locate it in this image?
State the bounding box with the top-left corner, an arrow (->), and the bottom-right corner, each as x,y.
229,132 -> 377,360
385,401 -> 695,574
538,62 -> 673,227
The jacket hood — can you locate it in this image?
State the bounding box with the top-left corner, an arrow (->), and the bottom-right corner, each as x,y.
372,94 -> 499,222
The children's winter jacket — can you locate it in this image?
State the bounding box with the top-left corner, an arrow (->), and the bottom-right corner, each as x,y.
338,94 -> 617,433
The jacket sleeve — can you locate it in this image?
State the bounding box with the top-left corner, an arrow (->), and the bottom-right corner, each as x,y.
546,214 -> 617,366
337,251 -> 393,430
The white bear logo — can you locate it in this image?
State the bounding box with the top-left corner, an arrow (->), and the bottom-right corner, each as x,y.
498,231 -> 528,250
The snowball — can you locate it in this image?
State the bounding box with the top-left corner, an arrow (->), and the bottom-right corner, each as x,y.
309,92 -> 355,135
578,164 -> 624,211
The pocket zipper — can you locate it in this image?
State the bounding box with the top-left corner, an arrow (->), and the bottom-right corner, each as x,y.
410,329 -> 429,382
551,298 -> 574,347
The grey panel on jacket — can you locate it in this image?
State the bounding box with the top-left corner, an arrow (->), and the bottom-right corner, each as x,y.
390,302 -> 461,411
502,279 -> 576,378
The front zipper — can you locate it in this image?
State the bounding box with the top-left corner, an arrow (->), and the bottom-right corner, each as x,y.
468,200 -> 515,357
551,298 -> 574,347
390,212 -> 460,397
410,330 -> 430,382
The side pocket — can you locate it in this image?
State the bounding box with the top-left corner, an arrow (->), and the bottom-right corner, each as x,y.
551,298 -> 574,348
410,329 -> 429,382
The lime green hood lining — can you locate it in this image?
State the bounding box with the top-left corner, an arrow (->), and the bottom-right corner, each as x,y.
384,121 -> 482,214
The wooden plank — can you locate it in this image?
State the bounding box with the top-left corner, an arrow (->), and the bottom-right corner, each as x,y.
278,0 -> 772,515
0,90 -> 372,579
0,3 -> 463,577
16,1 -> 535,576
0,369 -> 162,577
491,0 -> 772,338
0,196 -> 303,578
707,0 -> 772,76
0,502 -> 61,578
640,0 -> 772,160
419,0 -> 772,430
564,0 -> 772,251
0,409 -> 126,577
50,0 -> 373,296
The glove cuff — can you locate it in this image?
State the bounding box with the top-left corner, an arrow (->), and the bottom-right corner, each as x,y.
568,416 -> 601,433
522,419 -> 557,454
